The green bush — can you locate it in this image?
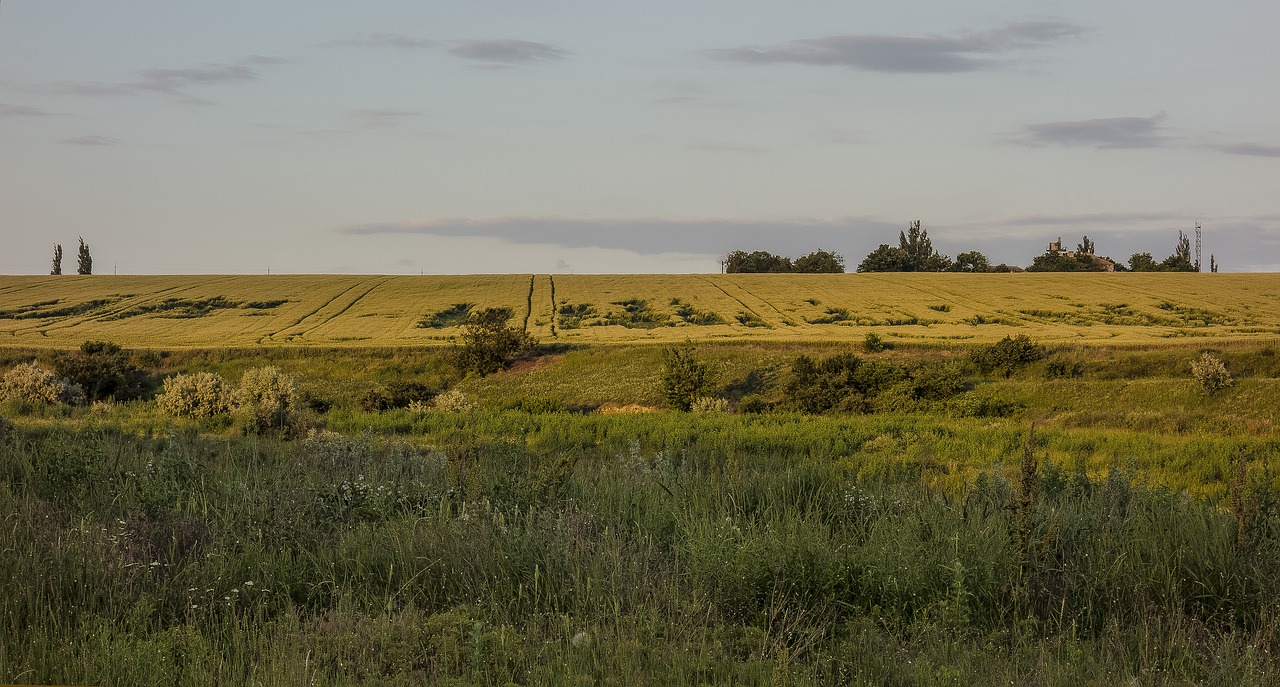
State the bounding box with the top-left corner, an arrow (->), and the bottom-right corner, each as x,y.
972,334 -> 1044,377
51,340 -> 149,402
155,372 -> 232,418
453,307 -> 536,376
863,332 -> 890,353
358,380 -> 436,412
784,353 -> 907,414
1045,357 -> 1085,379
737,395 -> 770,414
660,346 -> 715,412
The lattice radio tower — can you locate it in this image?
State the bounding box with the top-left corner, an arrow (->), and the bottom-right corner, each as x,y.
1194,222 -> 1203,272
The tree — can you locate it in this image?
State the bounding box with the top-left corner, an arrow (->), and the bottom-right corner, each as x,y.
1076,235 -> 1096,255
50,244 -> 63,275
1161,231 -> 1195,272
76,237 -> 92,275
721,250 -> 793,273
660,345 -> 715,411
856,244 -> 910,272
951,251 -> 990,273
453,307 -> 536,376
1210,254 -> 1218,273
1128,253 -> 1159,272
792,249 -> 845,273
898,220 -> 952,271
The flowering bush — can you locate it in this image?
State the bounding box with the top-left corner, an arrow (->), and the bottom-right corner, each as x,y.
233,367 -> 298,432
432,388 -> 475,412
155,372 -> 232,418
1190,353 -> 1233,394
0,361 -> 85,407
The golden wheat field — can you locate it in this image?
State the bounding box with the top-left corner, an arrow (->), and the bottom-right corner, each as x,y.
0,273 -> 1277,348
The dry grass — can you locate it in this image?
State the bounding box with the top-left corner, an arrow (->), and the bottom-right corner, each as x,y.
1,273 -> 1278,348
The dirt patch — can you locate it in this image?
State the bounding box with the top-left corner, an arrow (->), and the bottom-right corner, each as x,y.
597,403 -> 662,415
504,354 -> 564,375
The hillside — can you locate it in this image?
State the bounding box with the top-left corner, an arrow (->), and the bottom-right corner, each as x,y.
1,273 -> 1277,348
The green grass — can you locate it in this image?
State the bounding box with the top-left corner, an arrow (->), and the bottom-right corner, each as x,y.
3,418 -> 1280,685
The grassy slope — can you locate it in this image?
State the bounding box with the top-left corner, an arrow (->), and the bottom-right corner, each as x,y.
2,273 -> 1279,348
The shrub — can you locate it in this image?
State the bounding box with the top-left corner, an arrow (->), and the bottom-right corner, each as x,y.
433,388 -> 475,412
863,332 -> 890,353
358,381 -> 436,412
737,395 -> 770,414
1044,358 -> 1085,379
233,366 -> 298,433
784,353 -> 907,414
52,340 -> 149,402
453,307 -> 536,376
690,396 -> 729,413
971,335 -> 1044,377
1190,352 -> 1233,393
660,346 -> 716,412
155,372 -> 232,418
0,361 -> 85,407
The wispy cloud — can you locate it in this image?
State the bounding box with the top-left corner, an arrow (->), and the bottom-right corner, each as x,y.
448,40 -> 569,66
325,33 -> 434,49
1018,114 -> 1167,149
0,103 -> 54,117
344,109 -> 421,129
59,135 -> 119,146
22,55 -> 287,104
338,216 -> 897,255
709,20 -> 1085,73
1214,142 -> 1280,158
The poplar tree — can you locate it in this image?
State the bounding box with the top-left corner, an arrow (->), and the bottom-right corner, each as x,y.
76,237 -> 92,275
50,244 -> 63,275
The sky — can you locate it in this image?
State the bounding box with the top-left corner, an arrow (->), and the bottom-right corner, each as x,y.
2,0 -> 1278,274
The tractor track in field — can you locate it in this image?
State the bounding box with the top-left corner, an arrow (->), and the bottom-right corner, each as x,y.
262,279 -> 368,342
294,277 -> 391,338
700,276 -> 779,327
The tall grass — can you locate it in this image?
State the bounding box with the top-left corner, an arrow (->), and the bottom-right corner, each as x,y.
2,418 -> 1279,685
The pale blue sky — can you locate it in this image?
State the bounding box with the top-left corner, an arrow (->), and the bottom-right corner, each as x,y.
2,1 -> 1278,273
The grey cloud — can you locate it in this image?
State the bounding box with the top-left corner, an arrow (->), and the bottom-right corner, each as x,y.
1216,142 -> 1280,158
60,135 -> 119,146
326,33 -> 434,49
449,40 -> 568,65
709,20 -> 1084,73
691,141 -> 767,153
0,103 -> 53,117
1019,115 -> 1167,149
999,211 -> 1189,227
25,56 -> 286,103
345,109 -> 421,129
338,216 -> 898,256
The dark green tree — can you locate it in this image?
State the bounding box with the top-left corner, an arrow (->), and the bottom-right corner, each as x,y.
1160,231 -> 1195,271
50,244 -> 63,275
660,345 -> 715,411
1128,253 -> 1160,272
453,307 -> 535,376
859,221 -> 951,272
856,244 -> 910,272
950,251 -> 990,273
721,250 -> 792,273
792,249 -> 845,273
76,236 -> 92,275
1076,236 -> 1096,255
1210,254 -> 1218,273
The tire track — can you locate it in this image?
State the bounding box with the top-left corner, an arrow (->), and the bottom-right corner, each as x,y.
700,276 -> 774,327
522,274 -> 534,333
295,277 -> 390,338
262,278 -> 367,342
